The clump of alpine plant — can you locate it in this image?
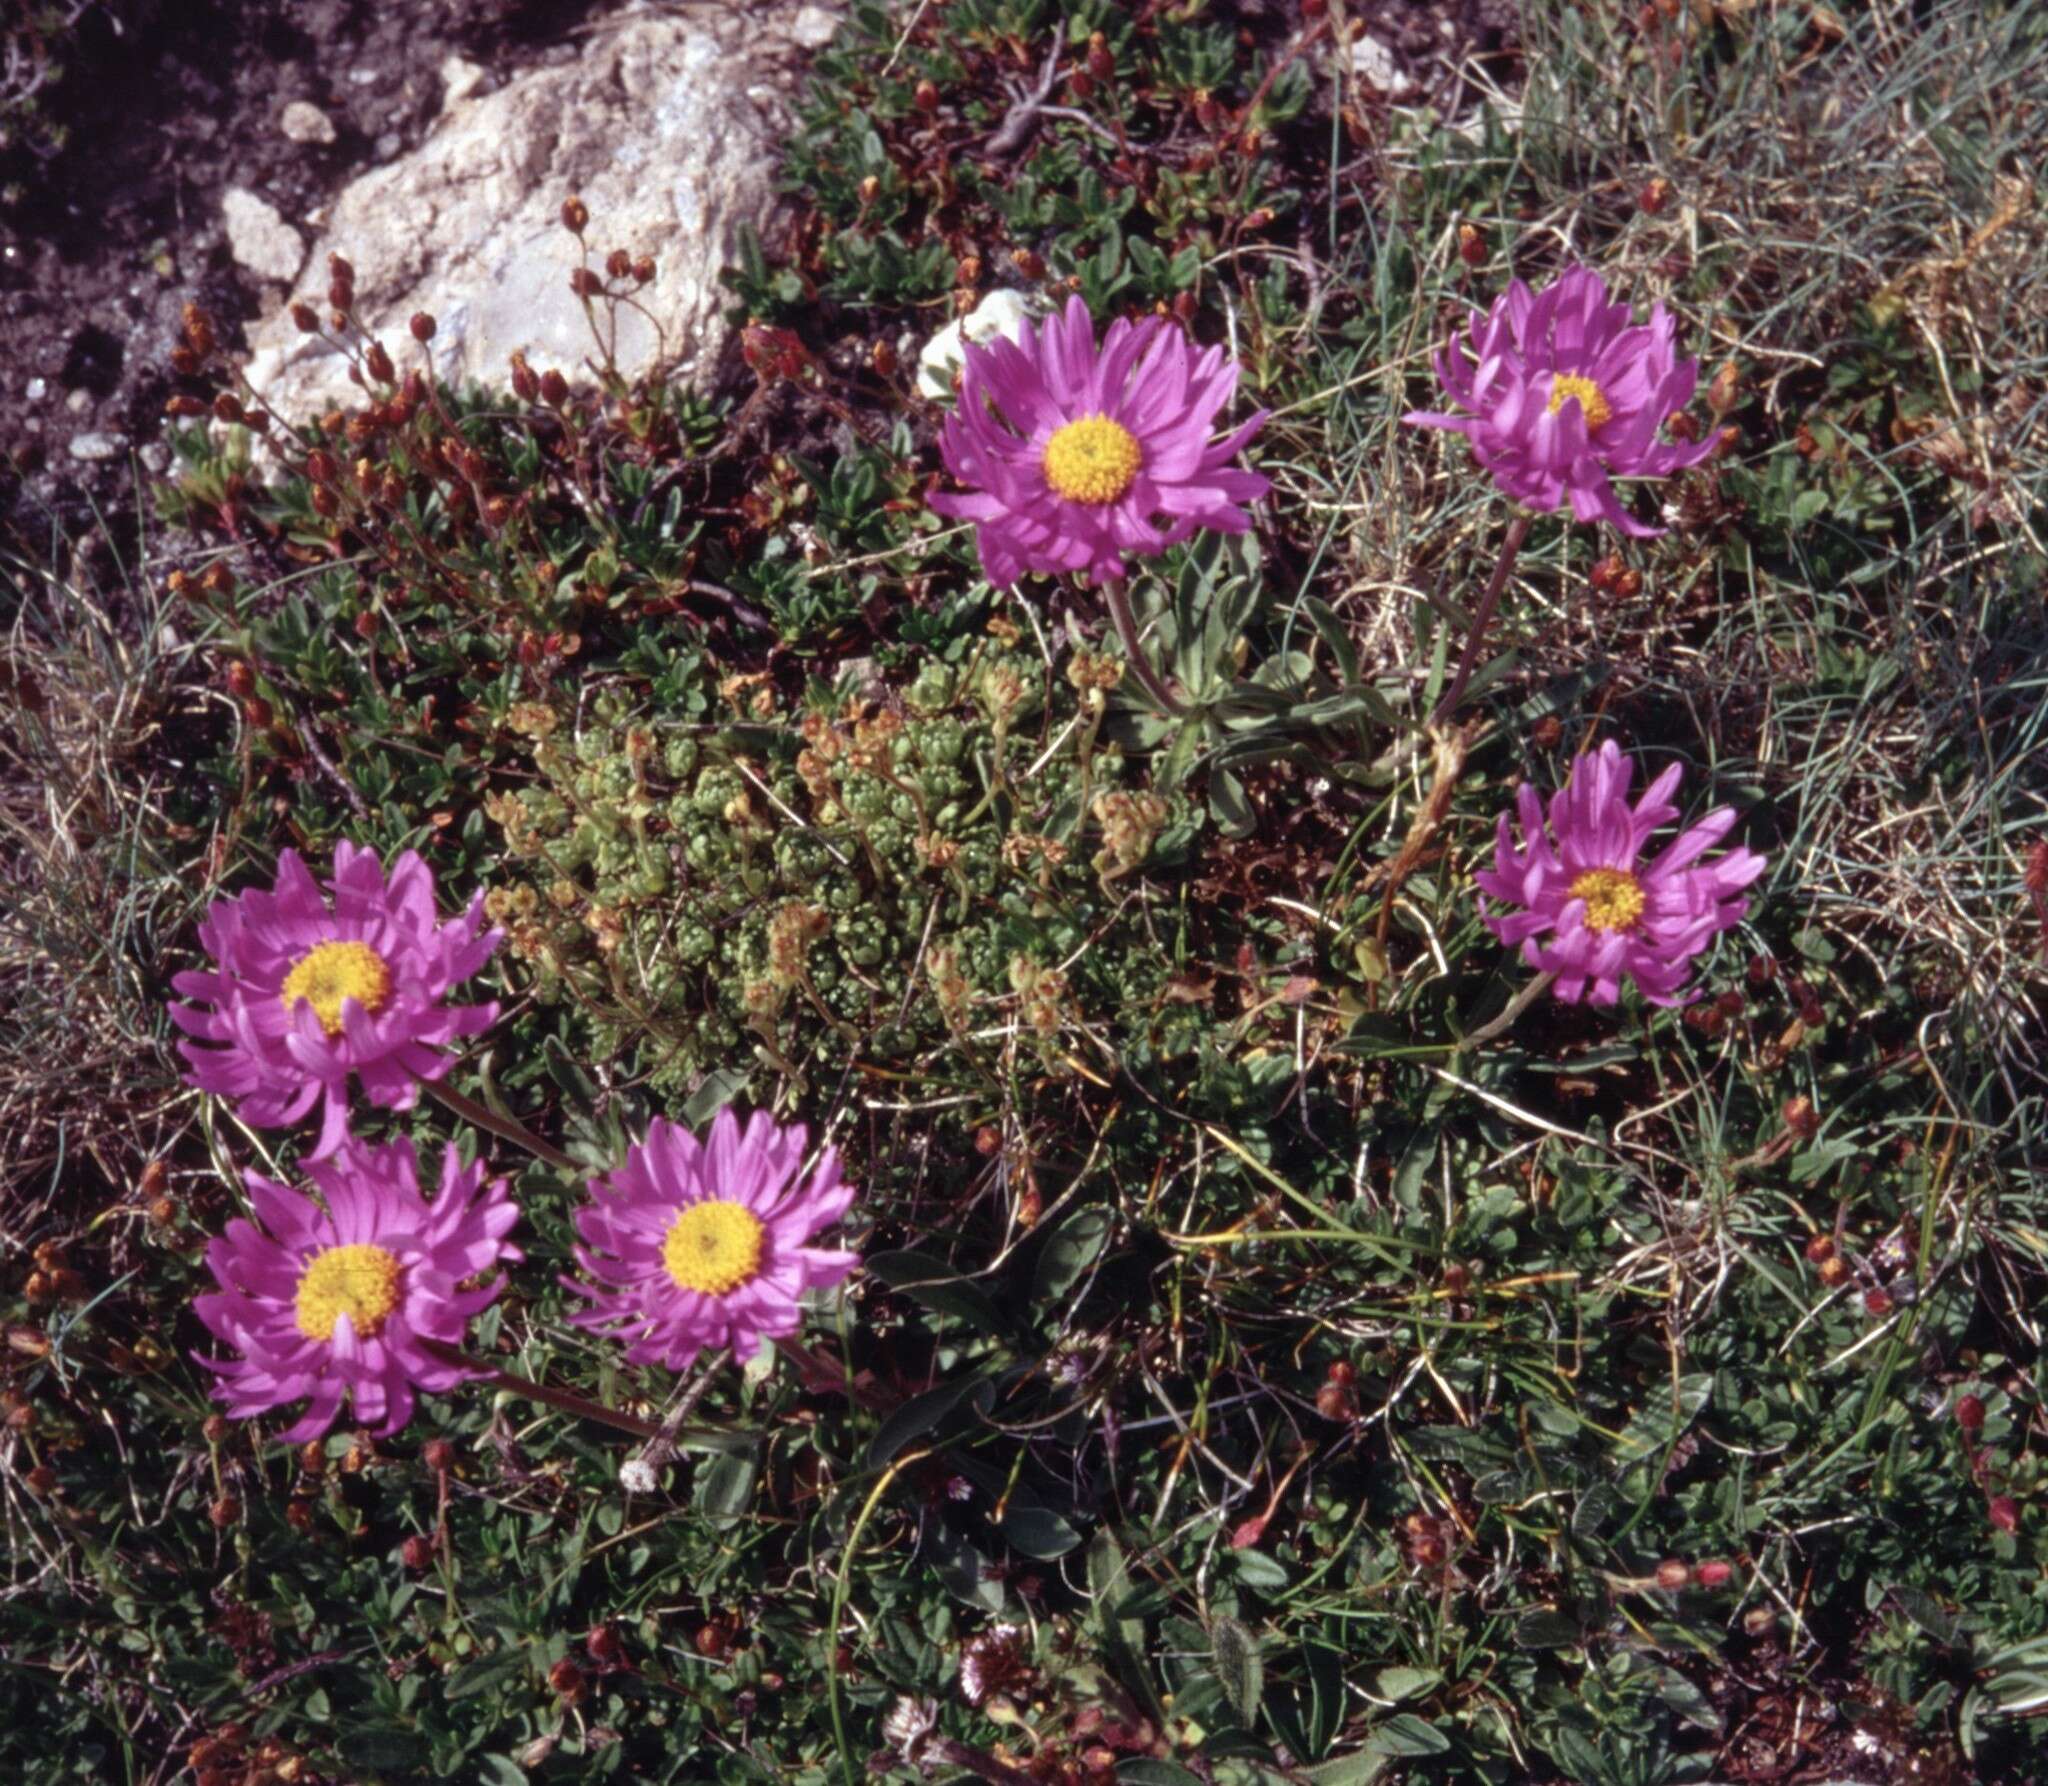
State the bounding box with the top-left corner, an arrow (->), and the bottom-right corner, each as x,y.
564,1107 -> 858,1369
192,1137 -> 522,1441
1477,740 -> 1765,1006
170,842 -> 501,1159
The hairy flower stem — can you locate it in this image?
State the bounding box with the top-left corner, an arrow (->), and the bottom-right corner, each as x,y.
1430,510 -> 1532,727
427,1079 -> 581,1173
420,1338 -> 662,1440
1102,578 -> 1187,717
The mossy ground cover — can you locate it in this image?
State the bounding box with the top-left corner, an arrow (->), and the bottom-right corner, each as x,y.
5,1 -> 2048,1782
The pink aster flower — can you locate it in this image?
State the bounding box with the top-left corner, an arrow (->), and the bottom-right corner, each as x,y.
193,1136 -> 522,1441
929,293 -> 1270,587
170,842 -> 501,1161
1476,740 -> 1766,1006
564,1108 -> 857,1370
1404,264 -> 1718,537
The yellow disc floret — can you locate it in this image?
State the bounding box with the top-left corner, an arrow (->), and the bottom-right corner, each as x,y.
1546,373 -> 1613,431
281,940 -> 393,1036
295,1243 -> 403,1341
1570,867 -> 1647,933
663,1201 -> 767,1296
1042,415 -> 1143,505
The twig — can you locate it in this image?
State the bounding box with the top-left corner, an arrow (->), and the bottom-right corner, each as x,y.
982,36 -> 1064,159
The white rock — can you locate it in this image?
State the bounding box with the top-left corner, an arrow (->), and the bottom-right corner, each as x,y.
223,187 -> 307,283
68,431 -> 123,461
25,376 -> 46,401
243,6 -> 843,421
280,100 -> 336,145
916,288 -> 1048,401
439,54 -> 489,108
1350,35 -> 1413,97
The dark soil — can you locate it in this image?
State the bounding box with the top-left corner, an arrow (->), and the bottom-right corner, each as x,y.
0,0 -> 611,544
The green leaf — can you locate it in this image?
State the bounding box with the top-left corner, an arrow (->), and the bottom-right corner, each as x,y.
694,1445 -> 760,1525
1117,1763 -> 1204,1786
1209,767 -> 1254,838
1612,1373 -> 1715,1467
1367,1713 -> 1450,1757
682,1064 -> 750,1125
1372,1665 -> 1439,1702
1000,1501 -> 1082,1560
866,1371 -> 992,1471
865,1249 -> 1007,1336
1031,1206 -> 1114,1310
1210,1614 -> 1264,1724
1300,1752 -> 1388,1785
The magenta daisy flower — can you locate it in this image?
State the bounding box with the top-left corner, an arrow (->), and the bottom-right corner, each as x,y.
564,1108 -> 858,1369
193,1137 -> 522,1441
170,842 -> 501,1161
1404,264 -> 1718,537
929,293 -> 1270,587
1476,740 -> 1766,1006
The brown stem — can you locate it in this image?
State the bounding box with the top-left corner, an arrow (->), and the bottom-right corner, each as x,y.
1429,510 -> 1532,727
1455,970 -> 1557,1052
420,1338 -> 662,1439
426,1078 -> 582,1173
1101,577 -> 1187,717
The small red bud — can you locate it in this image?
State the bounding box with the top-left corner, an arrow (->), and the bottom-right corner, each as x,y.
242,697 -> 273,728
164,393 -> 207,417
569,267 -> 603,298
401,1533 -> 435,1571
912,79 -> 941,113
1314,1382 -> 1356,1421
224,661 -> 256,698
1086,32 -> 1113,81
410,312 -> 436,342
1457,223 -> 1486,267
1693,1559 -> 1734,1589
1069,69 -> 1095,101
1639,177 -> 1672,215
422,1438 -> 455,1473
1804,1233 -> 1836,1264
549,1658 -> 586,1700
364,341 -> 395,385
209,1494 -> 241,1528
1956,1395 -> 1986,1433
203,1413 -> 233,1443
561,195 -> 588,235
1782,1096 -> 1819,1139
540,368 -> 569,406
285,1497 -> 315,1532
1326,1360 -> 1356,1386
632,256 -> 655,284
1987,1496 -> 2020,1534
606,247 -> 632,280
588,1623 -> 625,1665
1817,1255 -> 1850,1287
25,1464 -> 57,1497
291,301 -> 321,333
694,1623 -> 731,1659
1864,1287 -> 1894,1318
1654,1559 -> 1690,1590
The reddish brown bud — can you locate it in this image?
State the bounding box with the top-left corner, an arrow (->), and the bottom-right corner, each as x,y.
1655,1559 -> 1690,1590
694,1623 -> 731,1659
169,346 -> 201,376
1441,1262 -> 1471,1294
1457,223 -> 1487,267
148,1196 -> 178,1225
242,697 -> 274,728
1817,1255 -> 1850,1287
509,352 -> 540,402
211,393 -> 245,424
1988,1496 -> 2020,1534
1804,1233 -> 1836,1264
165,393 -> 208,418
632,256 -> 655,284
1781,1096 -> 1819,1139
1956,1394 -> 1986,1433
1326,1360 -> 1356,1387
540,368 -> 569,406
1314,1382 -> 1357,1421
1706,360 -> 1741,419
285,1497 -> 315,1532
311,485 -> 339,518
209,1494 -> 241,1528
871,338 -> 898,377
246,408 -> 271,433
549,1658 -> 586,1700
1172,288 -> 1198,325
25,1464 -> 57,1497
1531,714 -> 1563,749
299,1440 -> 327,1474
422,1438 -> 455,1474
1667,410 -> 1700,443
203,1414 -> 233,1444
1639,177 -> 1672,216
1693,1559 -> 1734,1589
569,267 -> 604,298
224,661 -> 256,698
606,247 -> 633,280
182,303 -> 217,357
364,341 -> 395,385
409,312 -> 437,342
1069,69 -> 1095,101
1086,31 -> 1114,81
587,1623 -> 625,1665
291,301 -> 321,333
401,1533 -> 435,1571
1864,1287 -> 1894,1318
913,79 -> 941,113
561,194 -> 589,235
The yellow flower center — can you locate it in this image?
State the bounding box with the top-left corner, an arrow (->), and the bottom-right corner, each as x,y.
295,1244 -> 403,1341
663,1201 -> 767,1297
1042,415 -> 1143,505
281,940 -> 393,1036
1570,867 -> 1647,933
1547,373 -> 1613,431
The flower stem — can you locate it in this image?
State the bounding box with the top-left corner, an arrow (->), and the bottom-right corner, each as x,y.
1102,577 -> 1187,717
1429,510 -> 1532,727
421,1338 -> 662,1440
426,1078 -> 581,1173
1455,970 -> 1557,1052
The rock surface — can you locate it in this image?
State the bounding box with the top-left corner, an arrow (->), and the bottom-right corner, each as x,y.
223,187 -> 308,283
279,100 -> 337,145
243,4 -> 843,420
